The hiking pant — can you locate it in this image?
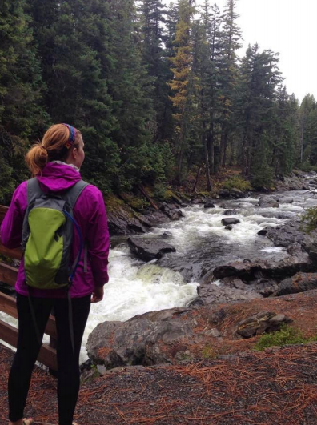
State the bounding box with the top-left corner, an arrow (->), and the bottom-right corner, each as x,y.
8,293 -> 91,425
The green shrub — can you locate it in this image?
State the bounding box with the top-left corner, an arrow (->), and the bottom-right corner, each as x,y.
254,325 -> 317,351
299,162 -> 317,173
221,176 -> 252,192
301,207 -> 317,233
153,183 -> 168,201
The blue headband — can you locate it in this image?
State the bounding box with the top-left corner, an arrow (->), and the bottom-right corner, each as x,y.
62,123 -> 76,143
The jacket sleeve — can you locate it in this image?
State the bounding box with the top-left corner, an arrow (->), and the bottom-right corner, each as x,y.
0,182 -> 27,249
85,188 -> 110,286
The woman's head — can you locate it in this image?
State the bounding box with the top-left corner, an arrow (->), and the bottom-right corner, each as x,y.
26,123 -> 85,175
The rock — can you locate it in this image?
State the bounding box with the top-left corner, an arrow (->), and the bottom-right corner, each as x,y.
218,189 -> 231,198
286,243 -> 304,256
159,202 -> 184,220
196,281 -> 262,305
87,315 -> 196,368
127,223 -> 146,233
267,220 -> 305,248
281,197 -> 294,204
107,204 -> 168,235
204,328 -> 221,338
275,174 -> 310,191
230,189 -> 245,198
127,237 -> 176,262
302,230 -> 317,263
219,189 -> 246,199
223,210 -> 238,215
213,255 -> 313,282
162,231 -> 172,239
222,218 -> 240,226
259,196 -> 279,208
275,272 -> 317,296
225,225 -> 232,231
204,202 -> 216,209
258,229 -> 268,236
236,311 -> 292,338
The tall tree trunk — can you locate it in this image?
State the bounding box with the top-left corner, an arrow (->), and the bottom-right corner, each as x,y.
300,119 -> 304,163
203,122 -> 212,191
193,166 -> 202,193
214,145 -> 220,174
220,126 -> 228,167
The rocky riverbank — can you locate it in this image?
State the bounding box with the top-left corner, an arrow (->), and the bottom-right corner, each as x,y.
84,171 -> 317,372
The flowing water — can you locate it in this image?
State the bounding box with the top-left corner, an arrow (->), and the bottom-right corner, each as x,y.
2,186 -> 317,363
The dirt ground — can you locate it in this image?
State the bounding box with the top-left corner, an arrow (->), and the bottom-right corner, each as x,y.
1,340 -> 317,425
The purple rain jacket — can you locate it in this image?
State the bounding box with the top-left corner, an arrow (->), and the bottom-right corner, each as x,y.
0,162 -> 110,298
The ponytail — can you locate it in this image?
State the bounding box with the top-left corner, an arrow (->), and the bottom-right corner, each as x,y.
25,144 -> 48,176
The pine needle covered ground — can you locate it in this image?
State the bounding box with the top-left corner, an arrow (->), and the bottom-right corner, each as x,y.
1,342 -> 317,424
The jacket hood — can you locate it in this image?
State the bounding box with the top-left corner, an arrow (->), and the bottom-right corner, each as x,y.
37,162 -> 82,192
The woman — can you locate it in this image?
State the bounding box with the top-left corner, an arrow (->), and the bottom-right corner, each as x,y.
1,124 -> 110,425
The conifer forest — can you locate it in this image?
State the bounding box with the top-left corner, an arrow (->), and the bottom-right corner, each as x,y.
1,0 -> 317,203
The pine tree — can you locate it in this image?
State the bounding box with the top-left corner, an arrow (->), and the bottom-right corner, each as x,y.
0,0 -> 48,202
104,0 -> 155,190
168,0 -> 195,183
138,0 -> 170,141
299,95 -> 317,167
218,0 -> 242,167
28,0 -> 120,193
272,86 -> 298,177
237,44 -> 282,186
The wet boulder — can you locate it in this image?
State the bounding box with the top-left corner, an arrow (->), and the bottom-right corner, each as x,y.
159,202 -> 184,220
236,312 -> 292,339
275,175 -> 310,191
275,272 -> 317,296
266,220 -> 305,247
230,189 -> 245,198
213,255 -> 313,281
223,209 -> 239,215
259,196 -> 279,208
162,231 -> 173,239
127,237 -> 176,262
258,229 -> 268,236
218,189 -> 231,198
195,281 -> 262,306
204,201 -> 216,209
222,218 -> 240,226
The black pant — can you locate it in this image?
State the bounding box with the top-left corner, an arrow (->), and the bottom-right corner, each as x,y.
8,294 -> 91,425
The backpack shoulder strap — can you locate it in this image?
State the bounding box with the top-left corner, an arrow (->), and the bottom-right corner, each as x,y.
27,178 -> 43,204
66,180 -> 89,210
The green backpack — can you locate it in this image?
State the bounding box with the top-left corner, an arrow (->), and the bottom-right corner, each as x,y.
22,178 -> 88,290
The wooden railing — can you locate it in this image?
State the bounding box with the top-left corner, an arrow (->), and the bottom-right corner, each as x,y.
0,205 -> 58,370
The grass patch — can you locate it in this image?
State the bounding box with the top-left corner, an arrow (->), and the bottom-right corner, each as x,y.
221,176 -> 252,192
202,346 -> 218,360
254,324 -> 317,351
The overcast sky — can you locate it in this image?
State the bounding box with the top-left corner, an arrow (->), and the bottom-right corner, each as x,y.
165,0 -> 317,102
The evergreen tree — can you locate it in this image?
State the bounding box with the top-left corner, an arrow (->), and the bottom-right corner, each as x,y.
0,0 -> 48,202
168,0 -> 195,183
299,95 -> 317,167
104,0 -> 155,190
138,0 -> 171,141
272,87 -> 298,177
237,44 -> 282,186
28,0 -> 121,193
218,0 -> 242,167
